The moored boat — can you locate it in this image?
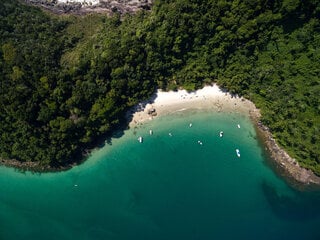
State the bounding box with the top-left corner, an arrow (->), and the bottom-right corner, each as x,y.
219,131 -> 224,137
236,149 -> 240,157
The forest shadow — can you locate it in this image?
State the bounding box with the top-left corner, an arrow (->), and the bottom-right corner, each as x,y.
103,91 -> 158,146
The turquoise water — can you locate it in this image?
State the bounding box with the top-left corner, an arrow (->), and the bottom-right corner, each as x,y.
1,110 -> 320,240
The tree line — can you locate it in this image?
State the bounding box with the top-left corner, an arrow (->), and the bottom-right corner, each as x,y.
0,0 -> 319,173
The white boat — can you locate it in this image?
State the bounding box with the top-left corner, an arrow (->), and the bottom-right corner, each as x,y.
189,123 -> 193,127
149,129 -> 153,135
236,149 -> 240,157
198,140 -> 203,145
169,132 -> 172,137
219,131 -> 224,137
237,124 -> 241,129
138,136 -> 143,143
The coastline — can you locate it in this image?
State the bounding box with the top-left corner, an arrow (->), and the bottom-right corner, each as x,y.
128,84 -> 320,187
0,158 -> 74,173
128,85 -> 255,128
253,121 -> 320,188
1,84 -> 319,187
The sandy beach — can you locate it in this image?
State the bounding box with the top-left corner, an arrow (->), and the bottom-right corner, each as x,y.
128,84 -> 320,187
129,85 -> 256,128
2,84 -> 319,186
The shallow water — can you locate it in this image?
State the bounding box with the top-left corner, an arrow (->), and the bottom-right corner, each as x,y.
1,110 -> 320,240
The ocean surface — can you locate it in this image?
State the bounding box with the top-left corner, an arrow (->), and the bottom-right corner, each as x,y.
1,110 -> 320,240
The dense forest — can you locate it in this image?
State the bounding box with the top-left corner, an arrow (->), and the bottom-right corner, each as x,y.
0,0 -> 319,173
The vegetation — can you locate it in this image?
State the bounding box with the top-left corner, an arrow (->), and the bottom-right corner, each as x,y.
0,0 -> 319,173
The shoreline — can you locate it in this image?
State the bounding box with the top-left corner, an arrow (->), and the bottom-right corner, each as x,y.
0,158 -> 75,173
128,84 -> 320,188
253,120 -> 320,189
128,85 -> 255,128
1,84 -> 319,188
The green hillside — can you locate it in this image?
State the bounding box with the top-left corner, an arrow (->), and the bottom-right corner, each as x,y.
0,0 -> 319,173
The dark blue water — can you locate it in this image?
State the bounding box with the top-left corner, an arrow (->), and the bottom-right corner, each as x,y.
1,111 -> 320,239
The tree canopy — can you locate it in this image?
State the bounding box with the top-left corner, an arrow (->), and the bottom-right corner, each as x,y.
0,0 -> 319,173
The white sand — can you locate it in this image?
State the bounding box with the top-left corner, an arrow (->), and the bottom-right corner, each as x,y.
127,84 -> 320,186
129,84 -> 257,127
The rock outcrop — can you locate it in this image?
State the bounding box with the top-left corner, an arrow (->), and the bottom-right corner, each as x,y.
24,0 -> 153,15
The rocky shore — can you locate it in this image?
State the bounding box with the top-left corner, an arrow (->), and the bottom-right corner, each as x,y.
250,109 -> 320,188
23,0 -> 153,15
0,157 -> 75,172
127,85 -> 320,189
2,83 -> 319,190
